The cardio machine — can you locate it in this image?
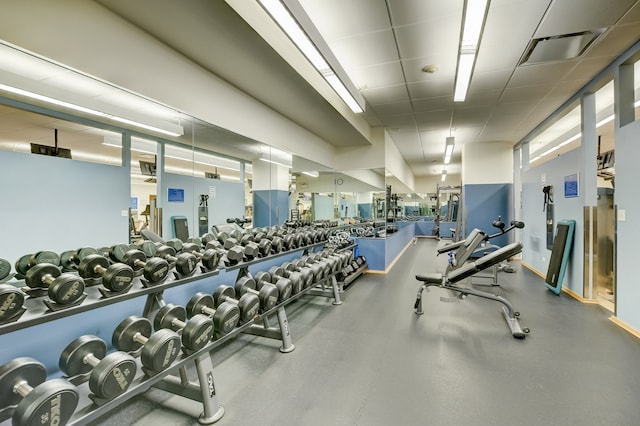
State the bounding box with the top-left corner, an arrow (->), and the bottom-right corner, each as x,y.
413,219 -> 529,339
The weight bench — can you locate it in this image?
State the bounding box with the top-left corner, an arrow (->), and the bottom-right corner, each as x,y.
413,242 -> 529,339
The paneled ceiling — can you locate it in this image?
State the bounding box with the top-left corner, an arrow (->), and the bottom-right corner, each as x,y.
2,0 -> 639,182
96,0 -> 640,179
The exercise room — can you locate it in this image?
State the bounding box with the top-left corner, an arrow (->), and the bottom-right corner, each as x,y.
1,1 -> 640,425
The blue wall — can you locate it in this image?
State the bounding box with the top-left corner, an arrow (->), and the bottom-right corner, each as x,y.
521,147 -> 585,295
0,150 -> 130,263
463,183 -> 513,248
357,203 -> 372,218
161,173 -> 245,238
253,189 -> 289,227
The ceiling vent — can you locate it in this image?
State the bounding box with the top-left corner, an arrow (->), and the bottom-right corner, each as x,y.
519,29 -> 607,66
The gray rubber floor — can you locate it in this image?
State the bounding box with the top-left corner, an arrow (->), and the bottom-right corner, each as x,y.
93,238 -> 640,426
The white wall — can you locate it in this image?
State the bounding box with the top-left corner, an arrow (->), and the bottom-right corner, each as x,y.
462,141 -> 513,184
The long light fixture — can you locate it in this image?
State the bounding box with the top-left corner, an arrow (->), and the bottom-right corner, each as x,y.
453,0 -> 490,102
0,83 -> 184,136
258,0 -> 364,113
441,169 -> 448,182
258,155 -> 292,169
444,136 -> 455,164
302,171 -> 319,177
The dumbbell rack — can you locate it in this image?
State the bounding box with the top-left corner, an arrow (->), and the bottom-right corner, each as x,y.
0,241 -> 348,425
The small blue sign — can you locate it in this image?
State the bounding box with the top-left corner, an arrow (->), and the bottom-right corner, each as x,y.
130,197 -> 138,210
168,188 -> 185,202
564,173 -> 579,198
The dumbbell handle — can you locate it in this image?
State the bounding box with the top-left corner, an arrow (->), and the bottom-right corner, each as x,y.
197,305 -> 217,317
171,318 -> 187,329
13,380 -> 33,397
245,287 -> 260,298
41,273 -> 56,286
94,265 -> 107,275
83,353 -> 100,368
133,260 -> 147,268
132,332 -> 150,345
219,294 -> 239,306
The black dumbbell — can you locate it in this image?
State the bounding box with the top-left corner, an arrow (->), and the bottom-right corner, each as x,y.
234,276 -> 278,312
135,241 -> 158,258
254,271 -> 292,303
108,244 -> 131,263
24,263 -> 85,305
212,285 -> 260,324
0,357 -> 78,426
121,249 -> 169,285
153,304 -> 214,352
78,254 -> 134,293
205,240 -> 244,266
112,316 -> 181,373
0,284 -> 25,323
269,266 -> 304,295
281,261 -> 314,288
186,293 -> 240,338
181,243 -> 221,271
155,245 -> 198,277
59,335 -> 137,400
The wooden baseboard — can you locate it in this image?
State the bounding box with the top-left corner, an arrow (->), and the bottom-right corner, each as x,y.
520,261 -> 545,279
561,287 -> 600,304
609,316 -> 640,340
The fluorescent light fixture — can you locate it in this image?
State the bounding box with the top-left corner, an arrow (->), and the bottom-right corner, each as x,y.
453,0 -> 489,102
259,156 -> 292,169
302,171 -> 319,177
258,0 -> 364,113
444,137 -> 455,164
441,169 -> 447,182
454,53 -> 475,101
0,83 -> 183,136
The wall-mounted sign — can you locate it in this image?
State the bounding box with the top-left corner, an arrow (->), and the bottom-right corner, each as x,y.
564,173 -> 579,198
168,188 -> 185,202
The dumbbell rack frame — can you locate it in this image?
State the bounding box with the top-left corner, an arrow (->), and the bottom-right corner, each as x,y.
0,241 -> 348,425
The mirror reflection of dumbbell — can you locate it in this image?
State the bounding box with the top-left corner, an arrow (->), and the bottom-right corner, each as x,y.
23,263 -> 86,309
14,251 -> 60,280
112,316 -> 181,374
0,357 -> 79,426
119,249 -> 170,286
186,293 -> 241,339
212,285 -> 260,324
155,245 -> 198,278
180,243 -> 221,272
153,304 -> 214,352
77,254 -> 135,296
234,276 -> 278,313
59,335 -> 137,401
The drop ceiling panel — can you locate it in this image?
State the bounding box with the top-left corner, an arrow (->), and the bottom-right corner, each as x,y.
299,0 -> 391,39
470,69 -> 513,92
510,61 -> 578,87
452,106 -> 495,127
412,97 -> 454,113
461,89 -> 502,106
361,84 -> 410,105
383,114 -> 418,128
619,2 -> 640,24
370,100 -> 414,116
387,0 -> 462,27
350,62 -> 406,89
535,0 -> 637,38
328,29 -> 400,71
407,79 -> 454,100
501,84 -> 555,103
393,19 -> 461,60
415,110 -> 452,129
585,24 -> 640,59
